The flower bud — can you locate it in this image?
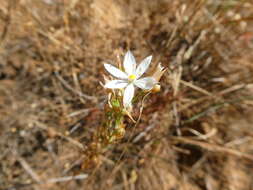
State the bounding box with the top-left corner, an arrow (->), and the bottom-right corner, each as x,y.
114,127 -> 125,139
152,84 -> 161,93
153,63 -> 166,82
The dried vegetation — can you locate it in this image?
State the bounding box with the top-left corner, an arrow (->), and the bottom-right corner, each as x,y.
1,0 -> 253,190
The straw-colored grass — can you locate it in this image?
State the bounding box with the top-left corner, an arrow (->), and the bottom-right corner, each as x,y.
1,0 -> 253,189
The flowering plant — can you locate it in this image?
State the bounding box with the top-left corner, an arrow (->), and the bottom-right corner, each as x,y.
82,51 -> 165,169
101,51 -> 165,142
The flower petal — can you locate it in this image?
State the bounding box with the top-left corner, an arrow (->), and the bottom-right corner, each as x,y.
123,84 -> 135,108
104,64 -> 128,79
123,51 -> 136,75
134,77 -> 157,90
104,80 -> 128,89
135,55 -> 152,78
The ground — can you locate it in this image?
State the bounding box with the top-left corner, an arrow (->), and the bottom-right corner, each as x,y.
1,0 -> 253,190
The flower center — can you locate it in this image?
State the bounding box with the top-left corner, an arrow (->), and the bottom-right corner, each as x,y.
128,74 -> 136,82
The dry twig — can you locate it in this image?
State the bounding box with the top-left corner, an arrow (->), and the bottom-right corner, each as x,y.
173,137 -> 253,161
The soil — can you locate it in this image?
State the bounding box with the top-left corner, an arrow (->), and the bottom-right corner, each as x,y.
1,0 -> 253,190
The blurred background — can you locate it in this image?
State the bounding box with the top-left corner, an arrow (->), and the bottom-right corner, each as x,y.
0,0 -> 253,189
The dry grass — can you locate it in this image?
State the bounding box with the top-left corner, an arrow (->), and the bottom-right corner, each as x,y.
1,0 -> 253,190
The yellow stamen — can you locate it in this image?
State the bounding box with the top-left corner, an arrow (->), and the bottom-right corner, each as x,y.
128,74 -> 136,81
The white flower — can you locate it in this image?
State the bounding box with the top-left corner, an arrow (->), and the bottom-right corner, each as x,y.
104,51 -> 156,108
